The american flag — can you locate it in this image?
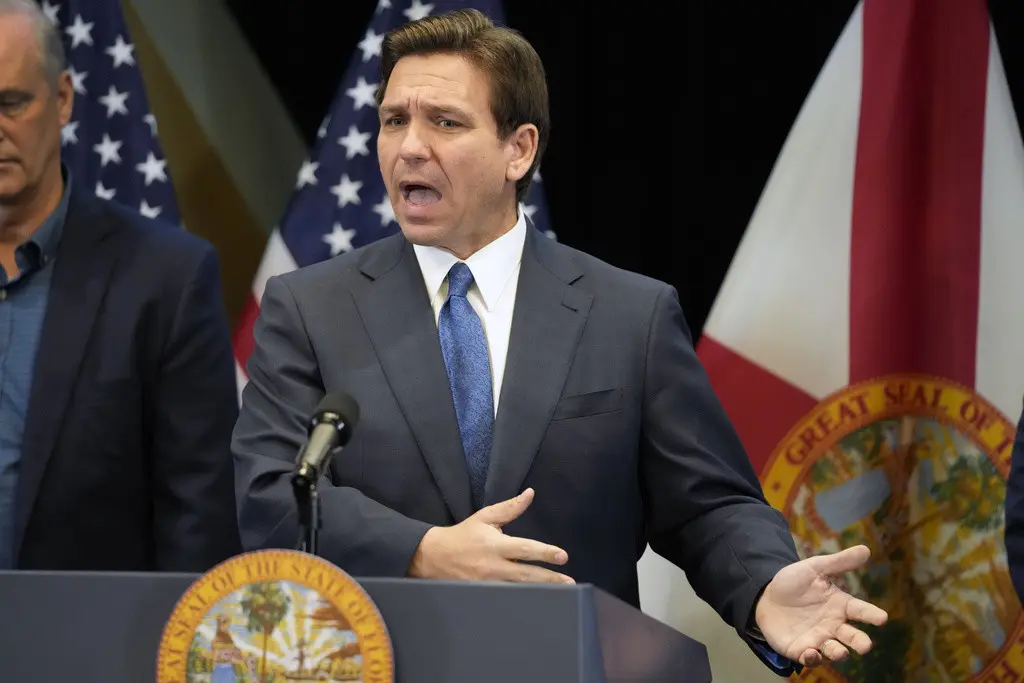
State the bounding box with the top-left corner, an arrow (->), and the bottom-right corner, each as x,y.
232,0 -> 555,393
44,0 -> 180,224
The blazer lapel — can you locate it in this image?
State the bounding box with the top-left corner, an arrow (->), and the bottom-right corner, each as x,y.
484,228 -> 592,506
351,236 -> 475,521
14,191 -> 118,558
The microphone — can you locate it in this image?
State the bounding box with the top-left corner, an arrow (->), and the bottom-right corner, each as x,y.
292,392 -> 360,490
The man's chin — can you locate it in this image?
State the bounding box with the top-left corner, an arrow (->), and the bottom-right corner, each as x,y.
0,188 -> 25,207
0,187 -> 28,206
399,222 -> 449,248
0,171 -> 27,203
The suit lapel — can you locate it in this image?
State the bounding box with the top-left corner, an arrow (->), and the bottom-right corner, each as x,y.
15,190 -> 118,557
351,236 -> 475,521
484,228 -> 592,506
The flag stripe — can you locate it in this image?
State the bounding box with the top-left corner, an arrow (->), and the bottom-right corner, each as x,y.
698,337 -> 819,472
849,0 -> 990,385
232,295 -> 262,372
233,229 -> 298,376
234,361 -> 248,405
976,29 -> 1024,422
252,230 -> 299,303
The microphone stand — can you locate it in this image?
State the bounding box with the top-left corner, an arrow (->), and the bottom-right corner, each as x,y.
292,468 -> 319,556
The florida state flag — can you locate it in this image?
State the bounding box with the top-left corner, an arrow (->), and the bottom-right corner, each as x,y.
696,0 -> 1024,679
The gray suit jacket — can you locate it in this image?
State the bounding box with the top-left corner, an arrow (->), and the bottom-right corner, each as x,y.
234,225 -> 799,667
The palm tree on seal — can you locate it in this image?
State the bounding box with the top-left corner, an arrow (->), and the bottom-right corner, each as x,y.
240,582 -> 291,682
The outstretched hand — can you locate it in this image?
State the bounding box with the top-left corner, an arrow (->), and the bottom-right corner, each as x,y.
755,545 -> 888,667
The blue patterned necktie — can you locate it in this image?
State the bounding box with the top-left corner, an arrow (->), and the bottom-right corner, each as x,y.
438,262 -> 494,509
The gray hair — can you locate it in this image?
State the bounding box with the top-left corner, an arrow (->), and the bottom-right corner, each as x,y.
0,0 -> 67,88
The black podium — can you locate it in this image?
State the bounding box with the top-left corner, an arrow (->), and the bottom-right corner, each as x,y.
0,570 -> 712,682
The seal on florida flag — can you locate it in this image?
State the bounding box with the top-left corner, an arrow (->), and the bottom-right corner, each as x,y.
762,374 -> 1023,682
155,549 -> 394,683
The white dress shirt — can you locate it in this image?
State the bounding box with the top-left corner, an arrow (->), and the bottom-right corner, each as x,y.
412,210 -> 527,415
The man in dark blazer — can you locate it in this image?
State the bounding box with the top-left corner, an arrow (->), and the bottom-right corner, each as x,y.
0,1 -> 240,572
234,8 -> 887,674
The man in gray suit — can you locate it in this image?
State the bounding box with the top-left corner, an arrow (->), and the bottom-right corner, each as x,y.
234,8 -> 887,675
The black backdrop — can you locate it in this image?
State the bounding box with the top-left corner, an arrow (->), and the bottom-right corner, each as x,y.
226,0 -> 1024,339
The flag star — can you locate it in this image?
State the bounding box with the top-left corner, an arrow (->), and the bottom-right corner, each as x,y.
323,223 -> 357,256
376,0 -> 392,12
95,182 -> 116,200
136,152 -> 168,186
533,168 -> 542,182
330,174 -> 363,208
68,66 -> 87,94
65,14 -> 94,48
404,0 -> 434,21
337,126 -> 371,159
373,195 -> 397,226
140,201 -> 162,219
545,230 -> 558,240
41,1 -> 60,26
317,115 -> 331,139
522,204 -> 538,220
358,29 -> 384,62
346,77 -> 378,110
61,121 -> 79,146
144,113 -> 157,135
105,35 -> 136,68
98,85 -> 129,118
92,134 -> 122,167
296,160 -> 319,188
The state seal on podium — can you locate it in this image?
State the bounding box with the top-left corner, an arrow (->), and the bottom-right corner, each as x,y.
156,549 -> 394,683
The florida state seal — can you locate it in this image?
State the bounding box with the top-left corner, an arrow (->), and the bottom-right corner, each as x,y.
156,549 -> 394,683
763,374 -> 1023,682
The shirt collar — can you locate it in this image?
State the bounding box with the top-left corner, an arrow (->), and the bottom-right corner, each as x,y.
22,163 -> 72,266
413,208 -> 527,311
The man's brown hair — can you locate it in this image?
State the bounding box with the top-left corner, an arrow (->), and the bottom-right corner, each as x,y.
377,8 -> 549,205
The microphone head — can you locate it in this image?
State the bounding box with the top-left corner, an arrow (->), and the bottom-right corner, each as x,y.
310,392 -> 360,446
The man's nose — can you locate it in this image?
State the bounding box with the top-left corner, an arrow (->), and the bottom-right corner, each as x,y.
398,121 -> 430,161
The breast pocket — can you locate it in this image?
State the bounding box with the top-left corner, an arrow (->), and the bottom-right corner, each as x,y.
550,388 -> 624,422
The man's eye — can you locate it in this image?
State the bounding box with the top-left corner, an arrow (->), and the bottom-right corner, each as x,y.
0,96 -> 29,112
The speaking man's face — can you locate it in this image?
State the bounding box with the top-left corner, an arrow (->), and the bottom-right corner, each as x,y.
376,52 -> 535,258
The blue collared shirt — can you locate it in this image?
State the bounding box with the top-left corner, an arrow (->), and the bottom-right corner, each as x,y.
0,169 -> 72,568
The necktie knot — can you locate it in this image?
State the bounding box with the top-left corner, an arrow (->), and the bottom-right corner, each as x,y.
447,262 -> 474,299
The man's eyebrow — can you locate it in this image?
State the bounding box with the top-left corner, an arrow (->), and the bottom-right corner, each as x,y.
378,102 -> 473,118
422,102 -> 472,118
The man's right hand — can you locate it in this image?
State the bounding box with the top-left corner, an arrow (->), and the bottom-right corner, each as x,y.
407,488 -> 574,584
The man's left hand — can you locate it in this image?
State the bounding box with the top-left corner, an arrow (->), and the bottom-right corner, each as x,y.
754,544 -> 888,667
